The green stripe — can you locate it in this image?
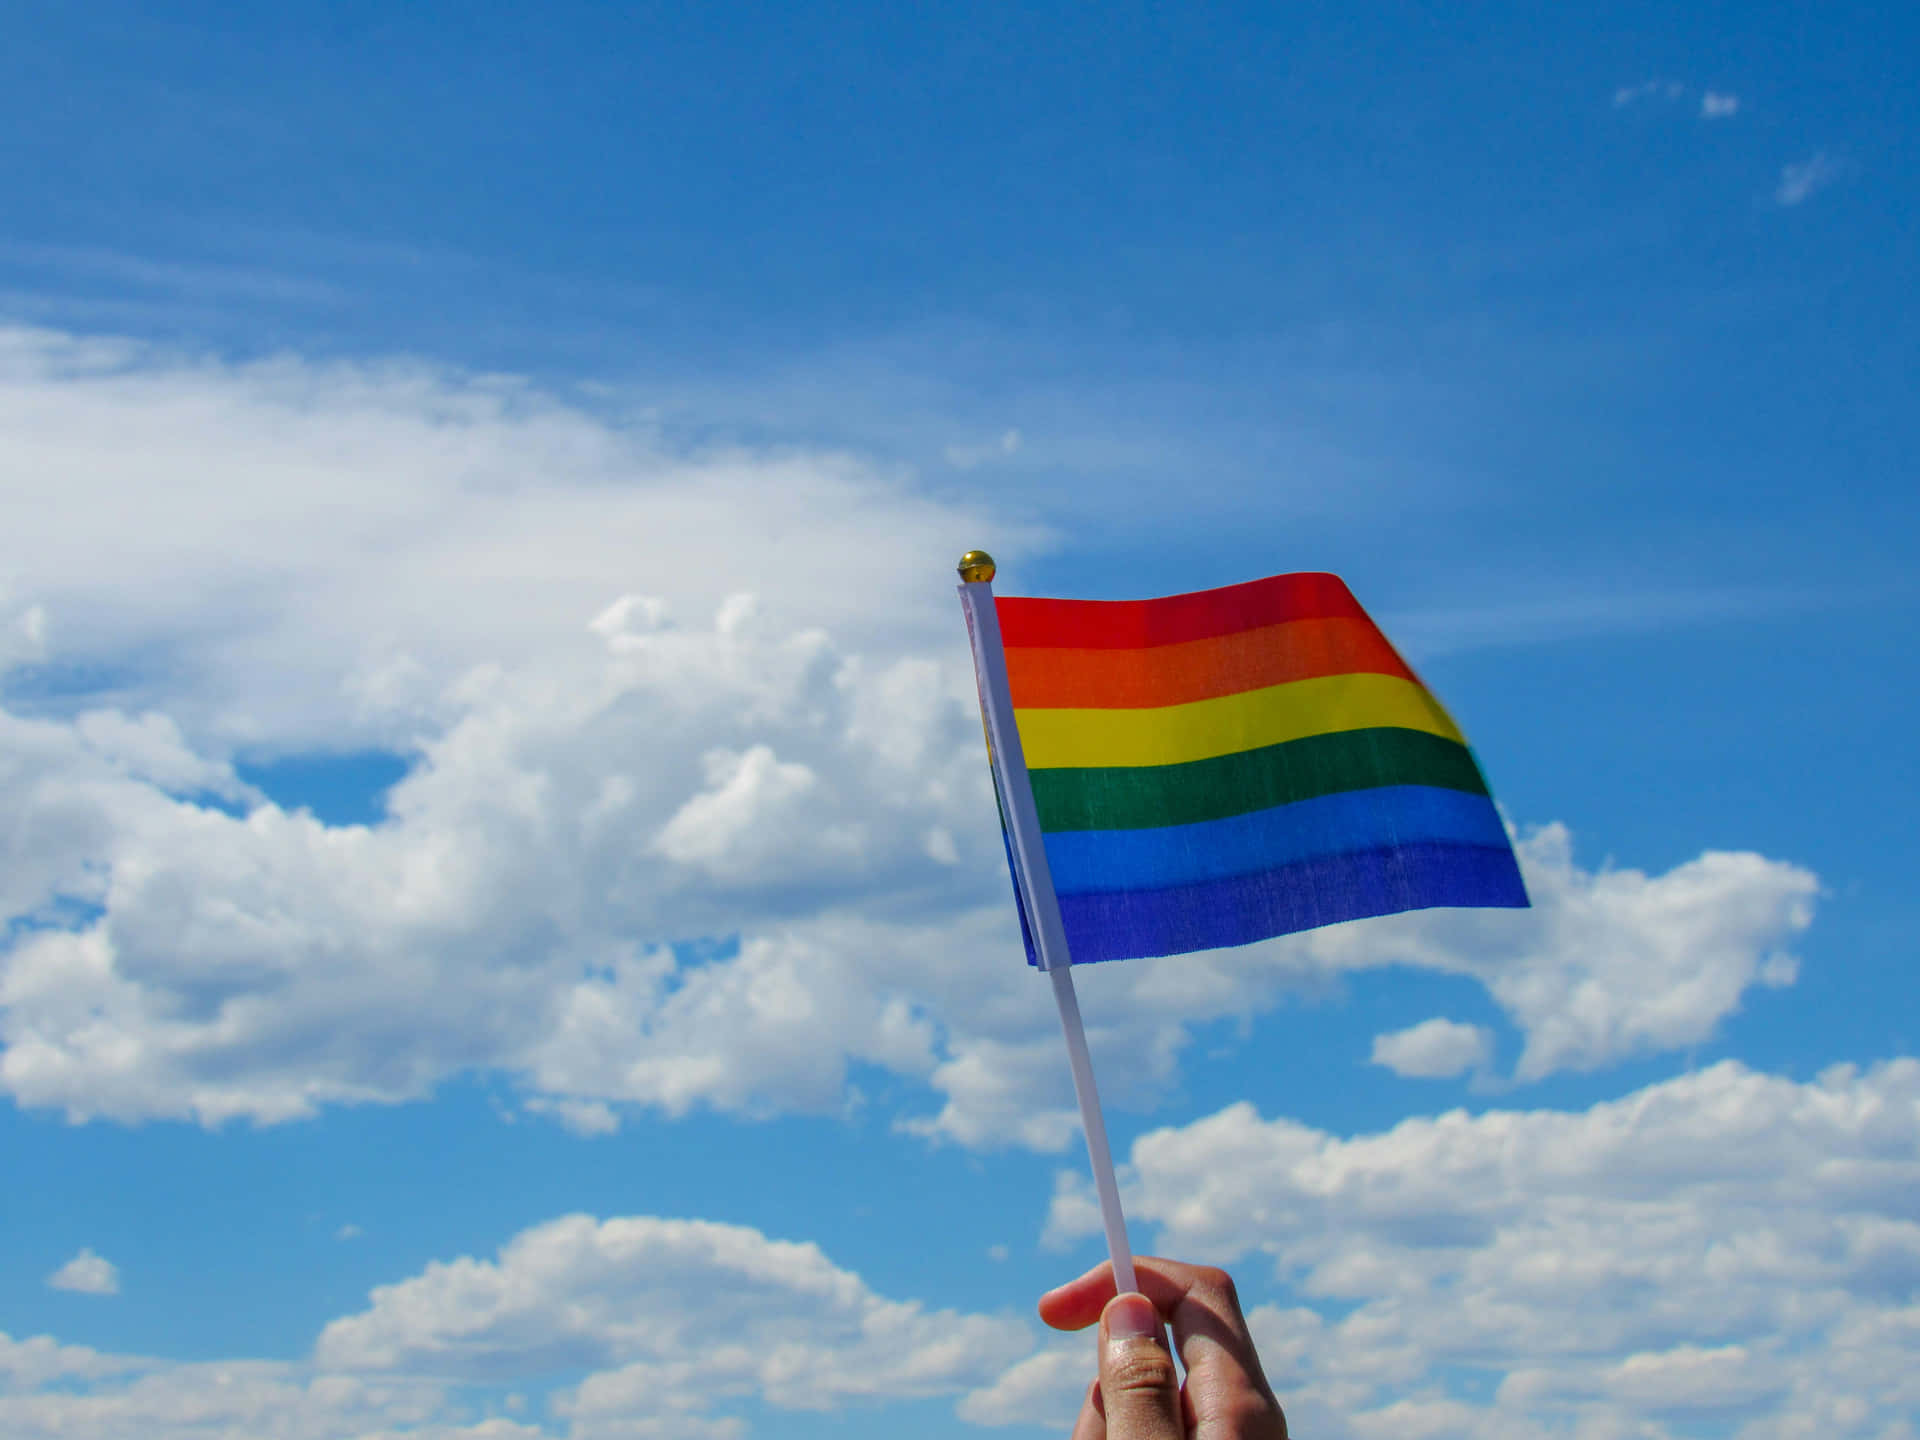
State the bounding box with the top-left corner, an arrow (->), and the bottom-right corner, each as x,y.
1028,726 -> 1493,832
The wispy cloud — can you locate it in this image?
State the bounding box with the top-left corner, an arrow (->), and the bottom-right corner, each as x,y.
0,242 -> 338,306
1777,152 -> 1846,206
1613,79 -> 1685,108
1614,81 -> 1742,121
943,427 -> 1023,471
1382,582 -> 1834,659
47,1248 -> 119,1295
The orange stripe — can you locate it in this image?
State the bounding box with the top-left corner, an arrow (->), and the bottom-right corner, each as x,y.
1005,615 -> 1419,710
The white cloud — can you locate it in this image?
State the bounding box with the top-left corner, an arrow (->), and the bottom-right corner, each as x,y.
1777,153 -> 1845,206
0,1333 -> 140,1392
0,593 -> 47,671
336,1224 -> 363,1241
6,1212 -> 1039,1438
907,824 -> 1814,1148
0,1348 -> 502,1440
1030,1058 -> 1920,1438
649,744 -> 836,880
0,592 -> 996,1129
0,661 -> 1818,1142
1382,583 -> 1821,660
318,1213 -> 1033,1422
957,1341 -> 1093,1428
898,1034 -> 1088,1152
1370,1018 -> 1492,1078
70,708 -> 255,801
0,241 -> 341,306
46,1248 -> 118,1296
0,324 -> 1823,1151
1612,79 -> 1686,108
521,1096 -> 620,1136
1299,824 -> 1814,1082
944,428 -> 1023,470
1610,82 -> 1744,127
0,324 -> 1037,750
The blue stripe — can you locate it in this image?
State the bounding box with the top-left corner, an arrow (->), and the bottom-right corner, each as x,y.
991,768 -> 1041,967
1049,841 -> 1530,965
1040,785 -> 1513,896
999,820 -> 1040,967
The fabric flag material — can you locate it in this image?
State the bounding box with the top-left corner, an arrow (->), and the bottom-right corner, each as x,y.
992,571 -> 1529,964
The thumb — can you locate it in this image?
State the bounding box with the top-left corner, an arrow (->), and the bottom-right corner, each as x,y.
1098,1293 -> 1183,1439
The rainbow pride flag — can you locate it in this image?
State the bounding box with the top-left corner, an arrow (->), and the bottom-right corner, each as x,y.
990,571 -> 1528,964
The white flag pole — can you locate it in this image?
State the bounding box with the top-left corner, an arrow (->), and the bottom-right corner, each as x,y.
958,550 -> 1138,1299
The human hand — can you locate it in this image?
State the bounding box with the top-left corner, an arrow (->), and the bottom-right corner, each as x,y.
1038,1256 -> 1287,1440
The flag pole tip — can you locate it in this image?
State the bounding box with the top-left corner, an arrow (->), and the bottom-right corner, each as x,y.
958,550 -> 996,583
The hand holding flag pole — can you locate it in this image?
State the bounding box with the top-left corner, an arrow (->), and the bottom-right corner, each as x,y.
957,550 -> 1139,1298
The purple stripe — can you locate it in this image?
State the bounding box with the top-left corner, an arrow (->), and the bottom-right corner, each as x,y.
1048,841 -> 1529,965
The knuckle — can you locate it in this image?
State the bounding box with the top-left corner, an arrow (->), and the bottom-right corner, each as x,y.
1200,1264 -> 1243,1308
1104,1342 -> 1180,1396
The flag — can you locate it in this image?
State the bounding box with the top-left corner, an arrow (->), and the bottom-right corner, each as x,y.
988,570 -> 1529,964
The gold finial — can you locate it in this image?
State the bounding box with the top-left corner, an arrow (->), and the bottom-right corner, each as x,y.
957,550 -> 997,583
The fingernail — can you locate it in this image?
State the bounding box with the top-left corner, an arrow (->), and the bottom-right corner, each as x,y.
1107,1293 -> 1161,1340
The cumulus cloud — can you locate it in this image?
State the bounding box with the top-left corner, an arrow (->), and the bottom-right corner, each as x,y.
316,1214 -> 1030,1410
958,1342 -> 1094,1428
1700,91 -> 1741,119
0,324 -> 1823,1151
1297,823 -> 1815,1082
0,1334 -> 134,1390
905,822 -> 1815,1147
1777,153 -> 1845,206
0,1348 -> 501,1440
0,307 -> 1880,1437
650,744 -> 841,881
0,662 -> 1818,1142
7,1212 -> 1037,1438
0,588 -> 998,1128
1370,1018 -> 1491,1078
46,1249 -> 118,1296
0,324 -> 1037,749
1032,1058 -> 1920,1438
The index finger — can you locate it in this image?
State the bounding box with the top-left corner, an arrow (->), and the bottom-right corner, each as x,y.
1039,1256 -> 1276,1407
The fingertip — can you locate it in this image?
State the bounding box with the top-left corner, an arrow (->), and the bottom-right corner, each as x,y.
1101,1291 -> 1164,1341
1038,1264 -> 1118,1312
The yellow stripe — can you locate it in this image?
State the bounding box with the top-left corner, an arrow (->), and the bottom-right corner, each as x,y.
1013,672 -> 1465,770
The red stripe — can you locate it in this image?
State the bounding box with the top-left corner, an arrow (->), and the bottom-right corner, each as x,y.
1003,615 -> 1417,709
996,572 -> 1368,650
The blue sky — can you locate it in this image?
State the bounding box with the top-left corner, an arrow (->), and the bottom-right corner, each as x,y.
2,3 -> 1916,1437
